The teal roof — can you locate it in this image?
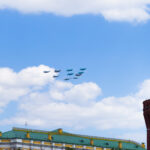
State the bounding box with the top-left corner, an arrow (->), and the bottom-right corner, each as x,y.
0,127 -> 146,150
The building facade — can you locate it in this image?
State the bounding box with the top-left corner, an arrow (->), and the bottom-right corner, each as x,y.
143,99 -> 150,150
0,127 -> 146,150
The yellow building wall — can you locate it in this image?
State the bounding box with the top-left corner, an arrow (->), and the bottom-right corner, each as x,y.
23,140 -> 30,144
26,132 -> 30,139
55,143 -> 62,147
96,147 -> 103,150
44,142 -> 51,146
33,141 -> 41,144
141,143 -> 145,148
118,142 -> 122,149
86,146 -> 94,150
1,140 -> 10,142
65,144 -> 72,148
76,145 -> 83,149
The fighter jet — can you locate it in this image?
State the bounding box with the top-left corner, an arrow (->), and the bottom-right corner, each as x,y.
64,78 -> 70,81
43,71 -> 50,73
75,73 -> 82,77
66,69 -> 73,72
53,75 -> 59,78
55,69 -> 61,73
67,73 -> 74,76
43,67 -> 86,81
80,68 -> 87,71
78,72 -> 84,75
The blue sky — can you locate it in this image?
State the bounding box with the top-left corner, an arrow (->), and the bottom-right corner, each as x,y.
1,10 -> 150,97
0,0 -> 150,144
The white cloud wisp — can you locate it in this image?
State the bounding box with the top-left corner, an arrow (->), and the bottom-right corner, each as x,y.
0,0 -> 150,22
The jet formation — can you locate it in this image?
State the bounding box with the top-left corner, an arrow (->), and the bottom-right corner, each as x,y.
43,68 -> 87,81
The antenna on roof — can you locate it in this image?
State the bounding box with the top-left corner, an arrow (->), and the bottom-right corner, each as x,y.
25,121 -> 28,128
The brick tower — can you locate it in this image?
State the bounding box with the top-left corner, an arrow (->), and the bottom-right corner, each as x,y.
143,99 -> 150,150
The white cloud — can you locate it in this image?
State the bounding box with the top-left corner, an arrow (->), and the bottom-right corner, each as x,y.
4,94 -> 144,133
0,65 -> 149,142
1,73 -> 144,131
136,79 -> 150,98
0,65 -> 55,110
0,0 -> 150,22
49,82 -> 101,104
120,131 -> 146,143
64,82 -> 101,104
